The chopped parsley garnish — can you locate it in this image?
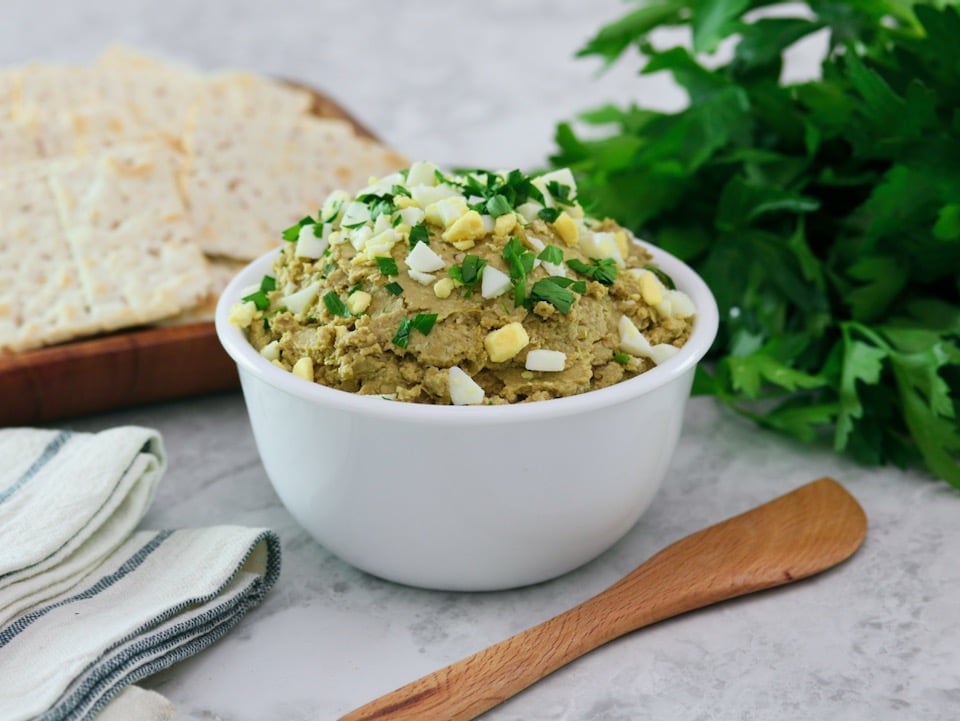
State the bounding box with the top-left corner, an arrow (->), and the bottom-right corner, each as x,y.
242,275 -> 276,310
451,168 -> 545,214
537,207 -> 562,223
376,256 -> 399,276
391,184 -> 412,198
502,237 -> 535,279
527,277 -> 579,314
537,245 -> 564,265
613,352 -> 631,364
348,283 -> 363,295
320,199 -> 344,224
323,291 -> 349,317
409,223 -> 430,247
546,180 -> 574,205
449,254 -> 486,288
384,281 -> 404,296
367,197 -> 397,221
501,236 -> 536,306
433,169 -> 448,185
282,216 -> 314,242
392,313 -> 438,348
567,257 -> 617,286
485,194 -> 512,218
643,264 -> 676,290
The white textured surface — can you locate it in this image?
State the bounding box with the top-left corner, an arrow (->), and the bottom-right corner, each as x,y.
7,1 -> 959,719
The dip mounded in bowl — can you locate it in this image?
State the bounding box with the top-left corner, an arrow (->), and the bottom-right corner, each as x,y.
216,164 -> 719,590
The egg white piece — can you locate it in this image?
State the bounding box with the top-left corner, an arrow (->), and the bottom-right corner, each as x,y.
406,241 -> 446,273
448,366 -> 485,405
281,281 -> 321,315
295,223 -> 330,259
480,265 -> 511,298
525,349 -> 566,372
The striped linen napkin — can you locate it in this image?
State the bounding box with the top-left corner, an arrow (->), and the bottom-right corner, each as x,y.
0,426 -> 281,721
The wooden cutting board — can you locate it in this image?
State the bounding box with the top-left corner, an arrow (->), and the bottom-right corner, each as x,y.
0,85 -> 382,426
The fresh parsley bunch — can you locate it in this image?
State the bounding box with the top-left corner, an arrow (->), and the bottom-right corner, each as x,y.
552,0 -> 960,486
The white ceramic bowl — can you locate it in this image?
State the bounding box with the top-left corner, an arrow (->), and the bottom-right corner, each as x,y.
215,240 -> 718,591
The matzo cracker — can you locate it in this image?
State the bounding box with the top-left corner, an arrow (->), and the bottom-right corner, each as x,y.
48,142 -> 212,331
0,165 -> 97,352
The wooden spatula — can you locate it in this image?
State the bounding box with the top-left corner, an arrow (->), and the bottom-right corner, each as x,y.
339,477 -> 867,721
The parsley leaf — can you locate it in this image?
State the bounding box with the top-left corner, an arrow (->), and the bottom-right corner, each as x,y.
409,223 -> 430,248
486,194 -> 512,218
323,291 -> 349,317
392,313 -> 439,348
242,275 -> 276,310
558,1 -> 960,486
501,236 -> 536,306
567,257 -> 617,286
376,256 -> 399,276
538,207 -> 562,223
527,277 -> 578,314
282,216 -> 314,242
537,245 -> 564,265
460,254 -> 486,285
643,264 -> 676,290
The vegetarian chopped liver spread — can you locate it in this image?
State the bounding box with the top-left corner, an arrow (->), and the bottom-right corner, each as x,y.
231,163 -> 695,405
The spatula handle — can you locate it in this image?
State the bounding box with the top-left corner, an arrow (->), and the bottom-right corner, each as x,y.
337,598 -> 615,721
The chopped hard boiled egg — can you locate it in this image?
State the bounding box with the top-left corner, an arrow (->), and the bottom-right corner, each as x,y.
228,300 -> 257,328
407,268 -> 436,285
346,291 -> 372,315
494,213 -> 517,237
292,357 -> 314,381
281,281 -> 321,315
618,315 -> 678,365
442,210 -> 486,244
448,366 -> 485,405
397,207 -> 425,227
618,315 -> 652,356
433,277 -> 455,298
406,241 -> 446,273
515,201 -> 543,223
406,161 -> 440,187
580,231 -> 626,267
259,340 -> 280,361
638,270 -> 664,306
665,289 -> 696,318
480,265 -> 511,298
295,223 -> 330,259
552,212 -> 579,246
424,196 -> 469,228
340,201 -> 371,228
484,322 -> 529,362
648,343 -> 679,365
525,349 -> 566,372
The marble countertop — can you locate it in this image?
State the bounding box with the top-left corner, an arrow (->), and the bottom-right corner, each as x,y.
6,1 -> 959,719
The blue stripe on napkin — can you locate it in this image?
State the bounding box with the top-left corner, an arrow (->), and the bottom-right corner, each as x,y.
0,431 -> 73,507
0,531 -> 172,649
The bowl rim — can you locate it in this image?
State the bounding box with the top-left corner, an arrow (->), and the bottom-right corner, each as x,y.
215,238 -> 719,426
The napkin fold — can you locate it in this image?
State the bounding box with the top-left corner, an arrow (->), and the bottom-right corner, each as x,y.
0,426 -> 281,721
